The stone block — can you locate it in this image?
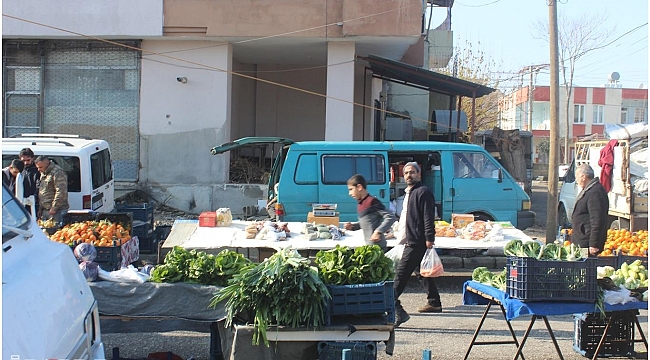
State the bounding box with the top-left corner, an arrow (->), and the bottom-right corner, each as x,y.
463,256 -> 496,269
439,255 -> 463,269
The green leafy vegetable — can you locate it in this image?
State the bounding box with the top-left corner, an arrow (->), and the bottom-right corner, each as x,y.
315,245 -> 394,285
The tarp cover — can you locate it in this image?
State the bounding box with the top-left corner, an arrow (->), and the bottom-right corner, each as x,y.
89,281 -> 225,321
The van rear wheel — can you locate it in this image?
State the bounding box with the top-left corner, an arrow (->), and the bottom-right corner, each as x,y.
557,206 -> 568,228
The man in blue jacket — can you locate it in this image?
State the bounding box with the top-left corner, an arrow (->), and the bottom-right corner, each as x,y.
393,162 -> 442,327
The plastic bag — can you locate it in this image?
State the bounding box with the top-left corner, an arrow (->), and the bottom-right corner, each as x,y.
420,248 -> 444,277
385,244 -> 405,268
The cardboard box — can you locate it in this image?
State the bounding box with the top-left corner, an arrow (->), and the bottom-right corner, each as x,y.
307,212 -> 340,227
199,212 -> 217,227
452,213 -> 475,229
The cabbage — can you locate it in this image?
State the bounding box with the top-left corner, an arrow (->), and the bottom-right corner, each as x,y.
79,261 -> 99,282
73,243 -> 97,262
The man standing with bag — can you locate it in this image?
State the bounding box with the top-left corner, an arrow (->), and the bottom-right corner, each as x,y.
393,162 -> 442,327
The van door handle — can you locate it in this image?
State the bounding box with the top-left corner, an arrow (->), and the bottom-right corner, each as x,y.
503,188 -> 513,191
379,189 -> 385,198
450,188 -> 455,196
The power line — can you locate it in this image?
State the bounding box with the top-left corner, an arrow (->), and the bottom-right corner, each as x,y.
455,0 -> 503,7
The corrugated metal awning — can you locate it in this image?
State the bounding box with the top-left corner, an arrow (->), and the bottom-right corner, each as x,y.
360,55 -> 495,98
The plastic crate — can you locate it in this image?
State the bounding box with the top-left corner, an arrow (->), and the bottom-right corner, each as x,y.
116,202 -> 154,227
154,225 -> 172,241
132,221 -> 152,240
573,311 -> 636,358
618,255 -> 648,268
593,256 -> 618,268
63,211 -> 98,225
95,244 -> 123,271
317,341 -> 377,360
506,257 -> 597,302
325,281 -> 395,325
139,232 -> 160,254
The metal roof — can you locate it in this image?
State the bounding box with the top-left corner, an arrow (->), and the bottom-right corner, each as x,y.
360,55 -> 496,98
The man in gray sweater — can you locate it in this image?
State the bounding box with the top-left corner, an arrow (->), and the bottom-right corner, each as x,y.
344,174 -> 396,251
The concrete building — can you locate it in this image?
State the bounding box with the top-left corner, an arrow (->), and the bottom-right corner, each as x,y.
3,0 -> 491,214
499,85 -> 648,164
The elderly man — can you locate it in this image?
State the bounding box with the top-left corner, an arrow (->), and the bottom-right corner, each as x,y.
571,164 -> 609,256
34,155 -> 69,223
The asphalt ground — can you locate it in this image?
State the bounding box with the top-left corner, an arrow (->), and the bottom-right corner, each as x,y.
101,275 -> 648,360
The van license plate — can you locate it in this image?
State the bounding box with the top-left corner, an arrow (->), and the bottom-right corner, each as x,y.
92,193 -> 104,211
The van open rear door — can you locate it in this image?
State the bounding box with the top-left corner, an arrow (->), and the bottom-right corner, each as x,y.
211,137 -> 295,216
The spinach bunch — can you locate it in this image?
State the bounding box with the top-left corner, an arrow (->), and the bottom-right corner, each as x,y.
150,246 -> 252,286
211,248 -> 329,346
315,245 -> 395,285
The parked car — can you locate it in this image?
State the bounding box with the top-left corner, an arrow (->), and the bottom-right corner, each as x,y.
3,134 -> 115,212
2,184 -> 105,358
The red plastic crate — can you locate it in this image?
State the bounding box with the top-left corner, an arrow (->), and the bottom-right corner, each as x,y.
199,212 -> 217,227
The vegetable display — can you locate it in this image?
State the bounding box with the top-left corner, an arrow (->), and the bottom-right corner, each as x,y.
315,245 -> 394,285
598,260 -> 648,290
472,267 -> 506,291
150,246 -> 252,286
503,239 -> 584,261
211,248 -> 329,346
600,229 -> 648,257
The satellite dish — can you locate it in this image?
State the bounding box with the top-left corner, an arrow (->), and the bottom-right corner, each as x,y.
608,72 -> 620,81
639,83 -> 645,89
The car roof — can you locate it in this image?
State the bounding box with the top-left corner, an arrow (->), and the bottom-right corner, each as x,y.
288,140 -> 484,152
2,134 -> 108,154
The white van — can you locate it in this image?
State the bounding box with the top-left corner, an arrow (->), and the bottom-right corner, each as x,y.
3,134 -> 115,213
2,184 -> 105,358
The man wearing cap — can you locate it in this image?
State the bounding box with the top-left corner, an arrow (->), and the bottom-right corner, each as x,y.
393,162 -> 442,327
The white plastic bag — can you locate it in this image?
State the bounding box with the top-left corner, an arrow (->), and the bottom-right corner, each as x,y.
385,244 -> 405,269
603,285 -> 639,305
420,247 -> 444,277
98,265 -> 149,283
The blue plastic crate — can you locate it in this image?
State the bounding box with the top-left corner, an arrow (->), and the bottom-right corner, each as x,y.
506,257 -> 597,302
116,202 -> 154,227
317,341 -> 377,360
132,221 -> 152,240
139,232 -> 160,254
325,281 -> 395,325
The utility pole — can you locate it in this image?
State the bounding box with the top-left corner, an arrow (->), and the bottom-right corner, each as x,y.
546,0 -> 560,243
528,66 -> 534,131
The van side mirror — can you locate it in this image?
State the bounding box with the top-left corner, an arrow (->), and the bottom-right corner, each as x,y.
492,169 -> 502,183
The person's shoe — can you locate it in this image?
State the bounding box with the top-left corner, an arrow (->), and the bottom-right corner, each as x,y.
417,304 -> 443,313
394,308 -> 411,327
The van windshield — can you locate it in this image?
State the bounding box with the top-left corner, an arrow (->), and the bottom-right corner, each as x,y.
2,185 -> 30,243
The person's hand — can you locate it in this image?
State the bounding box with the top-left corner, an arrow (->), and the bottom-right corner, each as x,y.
344,222 -> 353,230
426,241 -> 434,249
589,247 -> 599,256
370,230 -> 381,242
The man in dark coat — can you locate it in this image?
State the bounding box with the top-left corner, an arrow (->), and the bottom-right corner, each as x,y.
571,164 -> 609,256
393,162 -> 442,327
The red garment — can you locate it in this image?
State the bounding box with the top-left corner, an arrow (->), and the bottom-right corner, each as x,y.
598,139 -> 618,192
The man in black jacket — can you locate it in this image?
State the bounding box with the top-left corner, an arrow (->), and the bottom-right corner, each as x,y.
19,148 -> 40,213
393,162 -> 442,327
571,164 -> 609,256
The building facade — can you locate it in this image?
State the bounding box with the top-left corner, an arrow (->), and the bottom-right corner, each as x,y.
499,85 -> 648,164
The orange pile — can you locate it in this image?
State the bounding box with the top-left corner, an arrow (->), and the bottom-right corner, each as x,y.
600,229 -> 648,257
49,220 -> 131,248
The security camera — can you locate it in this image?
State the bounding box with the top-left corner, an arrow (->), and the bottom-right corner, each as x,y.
176,77 -> 187,84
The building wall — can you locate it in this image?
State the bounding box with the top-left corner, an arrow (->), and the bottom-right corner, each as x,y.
231,62 -> 258,140
163,0 -> 423,38
3,0 -> 162,37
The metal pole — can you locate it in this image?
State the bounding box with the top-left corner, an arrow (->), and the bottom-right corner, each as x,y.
547,0 -> 560,244
529,66 -> 534,131
457,96 -> 463,141
362,67 -> 368,141
470,90 -> 476,143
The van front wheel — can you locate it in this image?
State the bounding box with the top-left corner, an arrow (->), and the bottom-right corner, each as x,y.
557,205 -> 569,228
472,213 -> 493,222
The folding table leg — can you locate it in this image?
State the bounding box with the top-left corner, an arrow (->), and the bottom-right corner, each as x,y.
634,314 -> 648,349
464,301 -> 524,360
592,316 -> 614,360
512,316 -> 564,360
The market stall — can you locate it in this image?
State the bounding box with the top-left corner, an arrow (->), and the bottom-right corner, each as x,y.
162,219 -> 535,260
462,281 -> 648,360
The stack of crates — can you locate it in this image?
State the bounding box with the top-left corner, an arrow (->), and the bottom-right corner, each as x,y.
317,341 -> 377,360
573,310 -> 637,358
116,202 -> 158,254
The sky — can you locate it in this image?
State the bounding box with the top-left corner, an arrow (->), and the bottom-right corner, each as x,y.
430,0 -> 649,90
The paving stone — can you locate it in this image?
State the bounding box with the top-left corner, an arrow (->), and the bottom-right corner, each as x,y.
439,255 -> 463,269
463,256 -> 496,269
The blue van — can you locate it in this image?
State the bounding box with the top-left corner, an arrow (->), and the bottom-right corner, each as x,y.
212,138 -> 535,230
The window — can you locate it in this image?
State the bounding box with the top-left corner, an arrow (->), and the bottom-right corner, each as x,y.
2,186 -> 30,243
634,107 -> 646,123
593,105 -> 604,124
90,149 -> 113,189
452,152 -> 500,179
294,154 -> 317,184
322,155 -> 385,184
3,155 -> 82,192
573,104 -> 585,123
621,107 -> 628,124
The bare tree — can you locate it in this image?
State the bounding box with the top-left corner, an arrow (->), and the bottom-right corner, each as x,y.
533,13 -> 613,163
438,40 -> 503,134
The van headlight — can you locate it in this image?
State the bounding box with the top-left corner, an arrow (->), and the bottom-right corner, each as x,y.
522,200 -> 531,211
